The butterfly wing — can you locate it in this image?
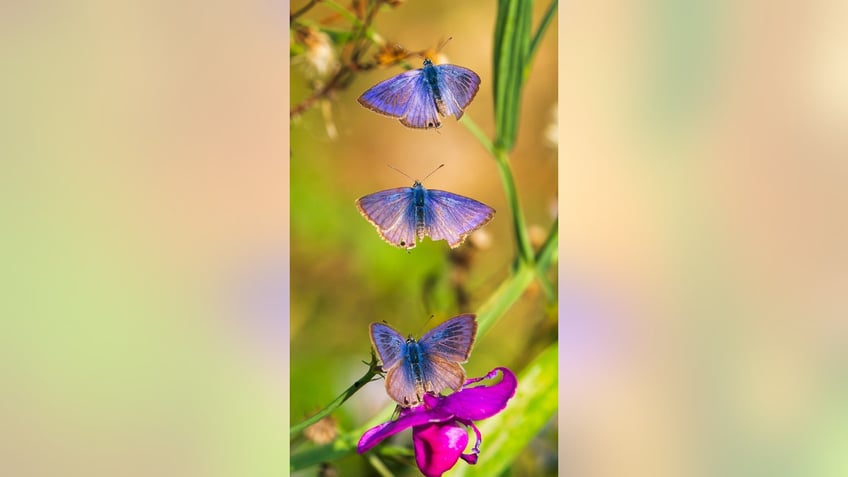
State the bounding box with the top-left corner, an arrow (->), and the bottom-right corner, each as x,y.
422,189 -> 495,248
358,69 -> 422,119
356,188 -> 419,249
369,322 -> 407,370
433,64 -> 481,119
418,354 -> 467,396
419,314 -> 477,362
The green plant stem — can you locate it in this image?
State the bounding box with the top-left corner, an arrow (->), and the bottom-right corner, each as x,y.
367,454 -> 395,477
534,217 -> 558,301
475,262 -> 535,338
493,148 -> 535,264
290,355 -> 380,437
461,116 -> 534,266
459,115 -> 495,156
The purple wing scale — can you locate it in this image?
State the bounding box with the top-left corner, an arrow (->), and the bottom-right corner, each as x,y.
423,189 -> 495,248
356,188 -> 419,249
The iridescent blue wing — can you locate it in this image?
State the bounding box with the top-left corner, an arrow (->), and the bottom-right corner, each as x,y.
423,189 -> 495,248
398,73 -> 441,129
418,314 -> 477,362
432,64 -> 481,119
357,69 -> 422,119
356,188 -> 419,250
369,322 -> 407,370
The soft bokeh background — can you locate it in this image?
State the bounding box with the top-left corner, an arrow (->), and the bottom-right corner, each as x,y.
3,2 -> 290,476
559,1 -> 848,476
4,1 -> 848,477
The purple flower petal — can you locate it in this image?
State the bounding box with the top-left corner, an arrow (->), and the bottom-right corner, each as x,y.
413,422 -> 468,477
357,405 -> 453,453
439,367 -> 517,420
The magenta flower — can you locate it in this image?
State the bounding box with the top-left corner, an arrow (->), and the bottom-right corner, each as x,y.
358,367 -> 517,477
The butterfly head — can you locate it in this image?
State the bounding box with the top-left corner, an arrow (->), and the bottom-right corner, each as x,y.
423,58 -> 434,67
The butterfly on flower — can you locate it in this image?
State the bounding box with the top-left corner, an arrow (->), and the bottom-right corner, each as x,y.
357,56 -> 481,129
369,314 -> 477,407
355,165 -> 495,250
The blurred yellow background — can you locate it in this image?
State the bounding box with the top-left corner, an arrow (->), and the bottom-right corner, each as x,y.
3,0 -> 847,476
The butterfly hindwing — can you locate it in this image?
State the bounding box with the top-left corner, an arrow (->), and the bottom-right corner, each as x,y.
423,189 -> 495,248
417,353 -> 467,396
356,188 -> 419,249
399,72 -> 441,129
432,64 -> 481,119
385,359 -> 425,407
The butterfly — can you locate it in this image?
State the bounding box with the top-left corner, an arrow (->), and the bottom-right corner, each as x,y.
357,58 -> 481,129
355,165 -> 495,250
370,314 -> 477,407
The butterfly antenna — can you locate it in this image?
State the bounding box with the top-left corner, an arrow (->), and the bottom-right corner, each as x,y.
436,36 -> 453,53
414,314 -> 436,337
386,164 -> 415,182
421,164 -> 445,182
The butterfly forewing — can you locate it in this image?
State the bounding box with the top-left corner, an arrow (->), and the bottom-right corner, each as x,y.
423,189 -> 495,248
357,69 -> 421,118
356,188 -> 419,249
418,313 -> 477,362
369,323 -> 407,370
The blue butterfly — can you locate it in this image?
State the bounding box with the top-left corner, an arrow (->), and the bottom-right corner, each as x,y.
355,166 -> 495,250
357,58 -> 481,129
370,314 -> 477,407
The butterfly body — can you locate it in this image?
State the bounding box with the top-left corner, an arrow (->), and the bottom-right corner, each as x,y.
356,180 -> 494,250
370,314 -> 477,407
358,58 -> 481,129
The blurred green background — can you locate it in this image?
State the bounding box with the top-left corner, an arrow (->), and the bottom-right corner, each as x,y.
3,0 -> 847,476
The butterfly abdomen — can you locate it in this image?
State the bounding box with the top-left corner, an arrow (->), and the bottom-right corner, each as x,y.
405,339 -> 428,402
422,59 -> 449,117
412,182 -> 428,239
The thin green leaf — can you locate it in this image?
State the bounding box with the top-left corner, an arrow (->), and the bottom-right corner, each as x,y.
525,0 -> 558,75
493,0 -> 532,150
